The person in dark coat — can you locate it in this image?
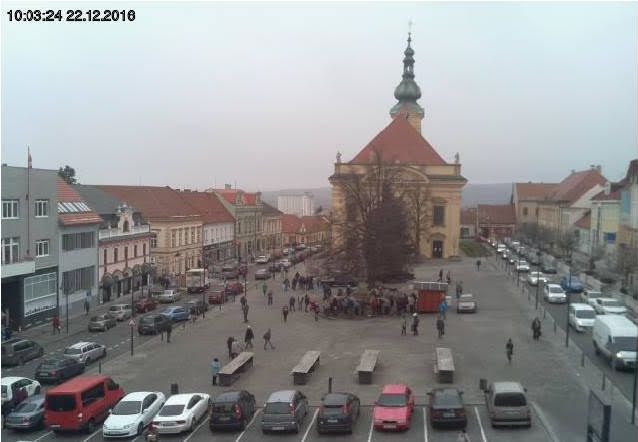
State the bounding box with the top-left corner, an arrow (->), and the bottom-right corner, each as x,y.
506,338 -> 514,364
282,305 -> 289,322
436,316 -> 445,338
289,295 -> 296,312
244,326 -> 254,349
531,317 -> 541,341
242,303 -> 249,323
226,336 -> 234,358
166,322 -> 172,343
263,328 -> 275,350
438,269 -> 444,282
304,294 -> 310,312
411,313 -> 420,336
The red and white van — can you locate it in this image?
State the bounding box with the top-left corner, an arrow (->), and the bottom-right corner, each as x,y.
45,375 -> 125,432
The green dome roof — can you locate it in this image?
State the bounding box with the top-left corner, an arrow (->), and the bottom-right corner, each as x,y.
390,34 -> 424,118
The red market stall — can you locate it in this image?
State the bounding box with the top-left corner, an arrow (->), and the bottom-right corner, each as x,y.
413,281 -> 448,313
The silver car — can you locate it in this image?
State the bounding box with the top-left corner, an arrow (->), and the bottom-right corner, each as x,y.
108,304 -> 133,321
63,341 -> 107,366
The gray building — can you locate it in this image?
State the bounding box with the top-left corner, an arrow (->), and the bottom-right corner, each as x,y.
2,165 -> 59,330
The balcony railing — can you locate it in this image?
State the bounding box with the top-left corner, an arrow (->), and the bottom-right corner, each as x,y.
1,256 -> 36,278
99,224 -> 151,240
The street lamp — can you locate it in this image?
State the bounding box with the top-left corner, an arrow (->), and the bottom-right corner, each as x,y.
565,254 -> 573,348
535,250 -> 541,310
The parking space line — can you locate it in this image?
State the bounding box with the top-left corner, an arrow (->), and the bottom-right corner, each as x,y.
473,406 -> 488,442
367,411 -> 374,442
236,408 -> 261,442
301,408 -> 319,442
422,407 -> 428,442
183,416 -> 209,442
81,427 -> 102,442
32,430 -> 53,442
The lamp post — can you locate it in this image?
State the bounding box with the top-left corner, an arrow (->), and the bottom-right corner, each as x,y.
535,251 -> 541,310
565,254 -> 572,348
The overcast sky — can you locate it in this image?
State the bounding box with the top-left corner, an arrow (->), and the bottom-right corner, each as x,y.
2,1 -> 636,191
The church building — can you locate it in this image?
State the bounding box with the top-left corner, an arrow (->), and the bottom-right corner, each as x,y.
329,35 -> 466,259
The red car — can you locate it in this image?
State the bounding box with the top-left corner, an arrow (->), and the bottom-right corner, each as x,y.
208,289 -> 226,305
373,384 -> 415,431
225,281 -> 244,296
135,297 -> 156,313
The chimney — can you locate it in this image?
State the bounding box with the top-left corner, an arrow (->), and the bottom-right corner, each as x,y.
225,184 -> 232,190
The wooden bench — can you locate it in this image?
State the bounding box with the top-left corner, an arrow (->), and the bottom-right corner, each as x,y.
218,352 -> 254,386
291,351 -> 320,385
356,349 -> 380,384
433,347 -> 455,383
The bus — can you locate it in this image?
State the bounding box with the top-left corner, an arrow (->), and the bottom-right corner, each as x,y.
186,268 -> 209,293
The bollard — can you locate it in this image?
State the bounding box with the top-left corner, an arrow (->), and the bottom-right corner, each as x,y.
328,377 -> 332,394
581,352 -> 585,367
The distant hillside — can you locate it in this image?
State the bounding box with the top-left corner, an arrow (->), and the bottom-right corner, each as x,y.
261,183 -> 512,212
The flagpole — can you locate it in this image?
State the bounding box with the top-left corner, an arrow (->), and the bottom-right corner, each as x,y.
26,146 -> 31,257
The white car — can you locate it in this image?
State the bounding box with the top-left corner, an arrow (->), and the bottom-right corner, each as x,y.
593,297 -> 628,316
63,341 -> 106,366
158,290 -> 180,303
544,284 -> 567,303
527,271 -> 548,286
108,304 -> 132,321
457,294 -> 477,313
103,391 -> 166,438
1,377 -> 41,410
568,303 -> 596,332
279,259 -> 292,269
580,290 -> 603,307
152,393 -> 210,434
515,260 -> 530,273
255,255 -> 269,264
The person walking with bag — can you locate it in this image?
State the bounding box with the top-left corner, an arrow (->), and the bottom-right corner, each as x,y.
211,357 -> 221,386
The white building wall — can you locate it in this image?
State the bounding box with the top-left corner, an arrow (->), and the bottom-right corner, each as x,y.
277,194 -> 314,217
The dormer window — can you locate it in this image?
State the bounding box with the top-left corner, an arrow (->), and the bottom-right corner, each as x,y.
123,220 -> 129,232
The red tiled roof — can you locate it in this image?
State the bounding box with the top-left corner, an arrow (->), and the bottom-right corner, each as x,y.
97,186 -> 201,221
349,116 -> 447,165
575,212 -> 591,229
476,204 -> 516,225
281,214 -> 303,234
211,189 -> 259,206
175,190 -> 235,224
514,183 -> 558,201
56,179 -> 102,226
548,169 -> 607,205
592,180 -> 626,202
300,216 -> 329,233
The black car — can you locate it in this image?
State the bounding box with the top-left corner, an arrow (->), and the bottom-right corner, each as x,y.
317,392 -> 360,434
137,314 -> 172,335
428,388 -> 467,429
34,357 -> 84,384
209,390 -> 256,431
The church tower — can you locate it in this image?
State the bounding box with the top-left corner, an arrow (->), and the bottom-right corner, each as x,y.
389,34 -> 425,133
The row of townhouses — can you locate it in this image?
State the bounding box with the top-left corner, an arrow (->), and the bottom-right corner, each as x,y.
1,166 -> 330,330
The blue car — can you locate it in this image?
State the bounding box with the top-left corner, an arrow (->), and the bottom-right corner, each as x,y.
160,306 -> 190,322
560,276 -> 584,293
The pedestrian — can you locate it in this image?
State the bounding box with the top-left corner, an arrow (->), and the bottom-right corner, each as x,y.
289,295 -> 296,312
304,294 -> 310,312
244,326 -> 254,349
267,291 -> 273,306
282,305 -> 289,322
457,429 -> 471,442
240,295 -> 247,308
263,328 -> 275,350
166,322 -> 172,343
52,315 -> 61,335
84,297 -> 90,315
211,357 -> 221,386
476,259 -> 482,271
283,278 -> 290,292
439,298 -> 448,320
401,314 -> 407,336
438,269 -> 444,282
242,303 -> 249,323
231,339 -> 243,358
436,316 -> 445,338
411,313 -> 420,336
446,270 -> 452,285
531,317 -> 541,341
226,336 -> 234,359
297,295 -> 303,311
506,338 -> 514,364
262,282 -> 268,296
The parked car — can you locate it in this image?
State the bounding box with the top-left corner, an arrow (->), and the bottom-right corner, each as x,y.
592,315 -> 637,370
63,342 -> 106,366
515,260 -> 530,273
593,297 -> 628,316
107,304 -> 132,321
88,314 -> 117,332
568,303 -> 596,332
541,263 -> 557,274
484,381 -> 531,428
137,314 -> 172,335
4,394 -> 45,430
279,259 -> 292,270
255,255 -> 269,264
160,306 -> 190,322
456,294 -> 477,313
222,265 -> 239,279
225,281 -> 245,296
560,276 -> 584,293
1,338 -> 44,366
209,390 -> 256,431
158,290 -> 180,303
135,297 -> 157,313
34,356 -> 85,384
372,384 -> 415,431
581,289 -> 603,307
261,390 -> 309,434
152,393 -> 210,434
526,271 -> 548,286
317,392 -> 360,434
102,391 -> 166,438
427,388 -> 467,429
185,299 -> 208,315
543,284 -> 567,303
255,269 -> 269,280
1,377 -> 41,417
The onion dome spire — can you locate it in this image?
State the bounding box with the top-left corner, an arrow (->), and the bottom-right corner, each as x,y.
390,33 -> 425,125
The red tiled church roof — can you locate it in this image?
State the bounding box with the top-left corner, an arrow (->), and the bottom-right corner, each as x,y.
57,179 -> 102,226
349,115 -> 447,165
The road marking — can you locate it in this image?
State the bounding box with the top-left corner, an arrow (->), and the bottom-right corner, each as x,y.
183,415 -> 209,442
301,408 -> 319,442
32,430 -> 53,442
81,427 -> 102,442
422,407 -> 428,442
474,406 -> 488,442
367,411 -> 374,442
236,408 -> 261,442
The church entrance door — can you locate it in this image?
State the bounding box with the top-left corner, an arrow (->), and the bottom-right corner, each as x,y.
432,240 -> 444,258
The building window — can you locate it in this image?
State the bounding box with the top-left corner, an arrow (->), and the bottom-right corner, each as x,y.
104,249 -> 108,265
61,266 -> 95,294
238,221 -> 242,235
2,237 -> 20,264
124,246 -> 128,260
522,207 -> 528,216
191,228 -> 195,244
61,232 -> 95,251
151,236 -> 157,248
433,206 -> 445,226
114,248 -> 118,262
134,245 -> 138,257
143,243 -> 147,256
35,199 -> 49,217
35,239 -> 49,257
179,229 -> 183,246
23,272 -> 57,317
2,199 -> 19,219
535,208 -> 539,216
196,228 -> 200,244
171,230 -> 177,248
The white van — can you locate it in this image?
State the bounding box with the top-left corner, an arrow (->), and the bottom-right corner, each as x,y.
592,315 -> 637,370
568,303 -> 596,332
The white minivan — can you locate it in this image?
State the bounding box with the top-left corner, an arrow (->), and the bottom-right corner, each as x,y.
568,303 -> 596,332
592,315 -> 637,370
